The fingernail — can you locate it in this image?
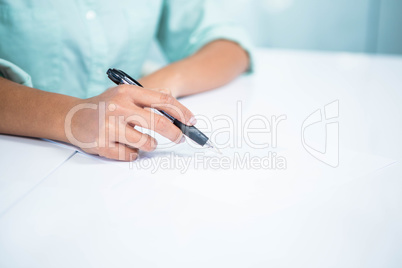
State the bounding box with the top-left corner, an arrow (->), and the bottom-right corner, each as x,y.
152,139 -> 158,149
179,135 -> 186,144
188,116 -> 197,126
129,153 -> 138,161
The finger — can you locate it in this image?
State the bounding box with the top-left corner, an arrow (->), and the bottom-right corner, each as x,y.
125,108 -> 185,144
129,87 -> 196,126
98,143 -> 139,162
118,125 -> 158,152
151,88 -> 172,95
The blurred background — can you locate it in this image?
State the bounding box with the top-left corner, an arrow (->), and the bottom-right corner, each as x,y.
147,0 -> 401,70
220,0 -> 402,55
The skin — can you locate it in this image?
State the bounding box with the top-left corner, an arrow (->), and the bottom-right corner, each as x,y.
0,40 -> 249,161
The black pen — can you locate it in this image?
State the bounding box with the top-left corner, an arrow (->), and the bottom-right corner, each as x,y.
106,68 -> 221,153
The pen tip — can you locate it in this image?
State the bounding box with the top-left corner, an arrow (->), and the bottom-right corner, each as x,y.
205,140 -> 222,154
213,146 -> 223,155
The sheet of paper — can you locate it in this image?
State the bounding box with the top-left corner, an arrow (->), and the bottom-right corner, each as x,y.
0,135 -> 76,216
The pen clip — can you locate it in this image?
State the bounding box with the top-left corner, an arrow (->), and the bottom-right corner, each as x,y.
107,68 -> 143,87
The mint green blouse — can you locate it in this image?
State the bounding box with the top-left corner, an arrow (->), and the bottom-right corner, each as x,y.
0,0 -> 253,98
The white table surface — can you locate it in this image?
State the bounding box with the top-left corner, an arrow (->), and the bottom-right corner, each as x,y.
0,49 -> 401,267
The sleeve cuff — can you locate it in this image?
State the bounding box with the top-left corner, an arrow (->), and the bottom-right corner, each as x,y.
0,59 -> 33,87
183,24 -> 255,74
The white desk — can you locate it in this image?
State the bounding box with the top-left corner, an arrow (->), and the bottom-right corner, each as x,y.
0,49 -> 401,268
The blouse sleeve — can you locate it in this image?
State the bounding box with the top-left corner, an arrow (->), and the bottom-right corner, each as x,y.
0,59 -> 33,87
157,0 -> 254,73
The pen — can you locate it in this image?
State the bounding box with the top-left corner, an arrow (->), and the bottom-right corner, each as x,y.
106,68 -> 221,154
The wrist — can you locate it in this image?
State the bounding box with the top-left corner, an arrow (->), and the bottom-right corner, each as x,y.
139,65 -> 186,98
55,96 -> 83,144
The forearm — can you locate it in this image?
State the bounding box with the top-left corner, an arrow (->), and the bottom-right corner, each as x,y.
0,77 -> 79,142
139,40 -> 250,97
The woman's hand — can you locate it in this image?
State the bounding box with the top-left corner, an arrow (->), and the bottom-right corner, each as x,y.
65,85 -> 196,161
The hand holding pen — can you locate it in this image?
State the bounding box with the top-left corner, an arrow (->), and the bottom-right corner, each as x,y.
107,68 -> 220,153
66,68 -> 219,161
67,73 -> 198,161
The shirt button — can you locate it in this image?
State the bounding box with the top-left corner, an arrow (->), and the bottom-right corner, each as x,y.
86,10 -> 97,20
